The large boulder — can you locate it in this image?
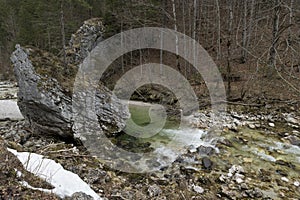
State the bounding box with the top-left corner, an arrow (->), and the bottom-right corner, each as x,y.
10,18 -> 129,142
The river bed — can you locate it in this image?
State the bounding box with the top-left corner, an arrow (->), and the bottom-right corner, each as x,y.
0,82 -> 300,199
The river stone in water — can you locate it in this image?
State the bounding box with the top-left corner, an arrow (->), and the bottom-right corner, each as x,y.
202,157 -> 213,170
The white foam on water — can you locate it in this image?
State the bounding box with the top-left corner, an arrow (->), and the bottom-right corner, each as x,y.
242,146 -> 277,162
149,128 -> 218,167
273,141 -> 300,156
253,149 -> 277,162
257,141 -> 300,163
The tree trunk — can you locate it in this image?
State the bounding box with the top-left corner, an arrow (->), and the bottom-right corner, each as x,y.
288,0 -> 294,42
171,0 -> 180,72
268,0 -> 280,72
245,0 -> 255,66
215,0 -> 221,60
227,0 -> 234,97
193,0 -> 197,68
241,0 -> 248,63
182,0 -> 187,76
60,0 -> 67,69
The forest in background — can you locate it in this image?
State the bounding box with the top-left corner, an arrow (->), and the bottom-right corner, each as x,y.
0,0 -> 300,100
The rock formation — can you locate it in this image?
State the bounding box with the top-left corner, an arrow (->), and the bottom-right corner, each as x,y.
10,18 -> 129,142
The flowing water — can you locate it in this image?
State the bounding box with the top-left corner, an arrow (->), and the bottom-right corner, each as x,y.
119,102 -> 216,169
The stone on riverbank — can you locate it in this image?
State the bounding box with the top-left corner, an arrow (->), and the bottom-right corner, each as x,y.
10,18 -> 129,141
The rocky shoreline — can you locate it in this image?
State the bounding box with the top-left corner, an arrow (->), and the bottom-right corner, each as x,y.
0,81 -> 299,199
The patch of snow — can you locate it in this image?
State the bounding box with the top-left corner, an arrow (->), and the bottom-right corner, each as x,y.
7,148 -> 101,200
0,100 -> 23,120
15,169 -> 22,178
20,180 -> 52,194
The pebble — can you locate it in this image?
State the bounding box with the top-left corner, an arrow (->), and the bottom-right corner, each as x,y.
285,116 -> 299,124
193,185 -> 204,194
243,158 -> 253,163
287,136 -> 300,146
70,192 -> 94,200
281,177 -> 289,182
235,173 -> 245,180
148,184 -> 162,197
255,124 -> 261,128
240,183 -> 248,190
197,146 -> 215,156
235,177 -> 243,184
228,165 -> 244,175
294,181 -> 300,187
248,124 -> 256,129
269,123 -> 275,127
188,145 -> 197,153
219,174 -> 228,182
227,172 -> 233,178
202,157 -> 213,170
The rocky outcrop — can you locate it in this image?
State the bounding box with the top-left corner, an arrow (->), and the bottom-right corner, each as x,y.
67,18 -> 105,64
10,18 -> 129,141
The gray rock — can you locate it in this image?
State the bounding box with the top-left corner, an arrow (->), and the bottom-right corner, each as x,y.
69,192 -> 94,200
287,135 -> 300,146
268,122 -> 275,127
285,114 -> 299,125
228,165 -> 244,176
197,146 -> 216,156
245,188 -> 263,198
219,174 -> 228,183
11,18 -> 129,141
148,184 -> 162,197
220,185 -> 239,200
248,124 -> 255,129
202,157 -> 213,170
240,183 -> 248,190
68,18 -> 105,64
11,46 -> 74,140
193,185 -> 204,194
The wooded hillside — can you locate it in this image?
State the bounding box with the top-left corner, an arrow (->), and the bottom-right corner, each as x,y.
0,0 -> 299,99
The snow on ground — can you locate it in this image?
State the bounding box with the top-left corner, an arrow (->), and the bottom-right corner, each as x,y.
7,148 -> 102,200
0,100 -> 24,120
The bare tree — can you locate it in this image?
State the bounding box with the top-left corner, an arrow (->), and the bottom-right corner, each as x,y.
288,0 -> 294,42
171,0 -> 180,71
60,0 -> 67,68
246,0 -> 255,62
193,0 -> 198,69
215,0 -> 221,60
241,0 -> 248,63
268,0 -> 280,72
227,0 -> 234,97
